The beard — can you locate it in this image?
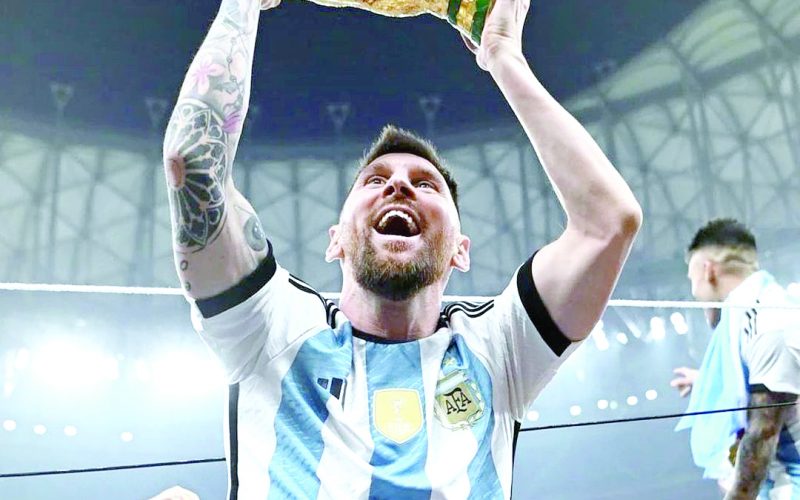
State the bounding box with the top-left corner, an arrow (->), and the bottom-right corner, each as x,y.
346,225 -> 451,302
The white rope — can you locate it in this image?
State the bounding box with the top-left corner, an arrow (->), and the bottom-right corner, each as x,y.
1,282 -> 798,309
0,282 -> 182,296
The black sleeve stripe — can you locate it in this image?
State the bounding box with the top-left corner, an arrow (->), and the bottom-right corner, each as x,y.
195,241 -> 277,319
287,276 -> 337,329
227,383 -> 240,500
516,253 -> 572,357
749,383 -> 770,393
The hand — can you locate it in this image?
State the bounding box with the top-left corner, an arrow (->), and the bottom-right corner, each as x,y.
460,0 -> 529,70
670,367 -> 698,398
149,486 -> 200,500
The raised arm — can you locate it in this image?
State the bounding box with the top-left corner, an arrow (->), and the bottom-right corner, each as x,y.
163,0 -> 278,299
463,0 -> 642,341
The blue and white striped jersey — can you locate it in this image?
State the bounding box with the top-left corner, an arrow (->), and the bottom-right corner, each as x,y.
190,244 -> 579,499
733,272 -> 800,495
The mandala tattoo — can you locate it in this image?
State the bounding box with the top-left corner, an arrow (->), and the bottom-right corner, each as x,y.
244,215 -> 267,252
165,100 -> 230,251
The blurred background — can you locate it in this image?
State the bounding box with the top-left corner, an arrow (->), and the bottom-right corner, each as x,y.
1,0 -> 799,498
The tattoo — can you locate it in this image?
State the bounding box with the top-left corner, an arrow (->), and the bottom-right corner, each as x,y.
164,102 -> 229,252
243,214 -> 267,252
729,391 -> 797,498
180,260 -> 189,271
164,0 -> 261,253
184,282 -> 192,292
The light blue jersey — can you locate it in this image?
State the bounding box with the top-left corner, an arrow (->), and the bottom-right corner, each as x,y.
189,244 -> 578,499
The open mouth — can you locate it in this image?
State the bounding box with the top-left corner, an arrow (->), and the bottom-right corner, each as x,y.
374,209 -> 420,238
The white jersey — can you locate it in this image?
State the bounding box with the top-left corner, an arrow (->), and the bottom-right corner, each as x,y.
189,244 -> 579,499
732,272 -> 800,488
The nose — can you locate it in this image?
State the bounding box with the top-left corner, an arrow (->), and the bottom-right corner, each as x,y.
382,175 -> 415,199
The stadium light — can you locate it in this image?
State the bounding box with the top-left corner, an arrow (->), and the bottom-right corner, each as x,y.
32,339 -> 119,390
649,317 -> 666,341
670,312 -> 689,335
591,321 -> 610,351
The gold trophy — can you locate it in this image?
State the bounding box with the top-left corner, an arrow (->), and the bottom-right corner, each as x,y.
306,0 -> 493,44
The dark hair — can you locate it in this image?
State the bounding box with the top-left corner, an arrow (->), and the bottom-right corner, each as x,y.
688,218 -> 757,254
354,125 -> 459,213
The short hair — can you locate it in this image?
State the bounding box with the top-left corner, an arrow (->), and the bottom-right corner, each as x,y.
353,125 -> 459,213
688,218 -> 758,273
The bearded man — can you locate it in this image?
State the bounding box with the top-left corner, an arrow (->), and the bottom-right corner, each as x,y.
161,0 -> 642,497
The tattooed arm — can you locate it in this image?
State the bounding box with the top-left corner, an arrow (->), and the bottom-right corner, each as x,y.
725,390 -> 797,500
163,0 -> 278,299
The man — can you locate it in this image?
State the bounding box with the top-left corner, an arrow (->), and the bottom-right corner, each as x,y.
673,219 -> 800,500
161,0 -> 642,497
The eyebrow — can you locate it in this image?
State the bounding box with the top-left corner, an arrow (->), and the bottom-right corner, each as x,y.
360,162 -> 443,182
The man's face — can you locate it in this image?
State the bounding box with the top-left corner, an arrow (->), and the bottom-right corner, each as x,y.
327,153 -> 469,301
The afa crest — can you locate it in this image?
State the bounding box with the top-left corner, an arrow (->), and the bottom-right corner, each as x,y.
373,389 -> 424,444
434,369 -> 485,429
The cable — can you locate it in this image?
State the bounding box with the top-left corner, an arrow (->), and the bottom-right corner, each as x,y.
519,401 -> 797,432
0,458 -> 225,479
2,402 -> 796,478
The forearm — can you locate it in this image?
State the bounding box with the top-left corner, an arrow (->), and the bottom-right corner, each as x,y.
163,0 -> 262,217
163,0 -> 267,297
726,430 -> 779,499
170,0 -> 260,143
725,391 -> 794,500
487,49 -> 641,238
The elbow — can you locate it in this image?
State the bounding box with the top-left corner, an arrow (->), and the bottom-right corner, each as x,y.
604,200 -> 642,243
163,155 -> 187,189
619,201 -> 643,238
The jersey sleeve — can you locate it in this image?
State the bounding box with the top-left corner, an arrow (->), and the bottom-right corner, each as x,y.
446,253 -> 582,421
744,310 -> 800,396
187,242 -> 334,383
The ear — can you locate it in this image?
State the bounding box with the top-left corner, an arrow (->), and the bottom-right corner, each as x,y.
325,224 -> 344,262
451,234 -> 471,272
703,259 -> 718,286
